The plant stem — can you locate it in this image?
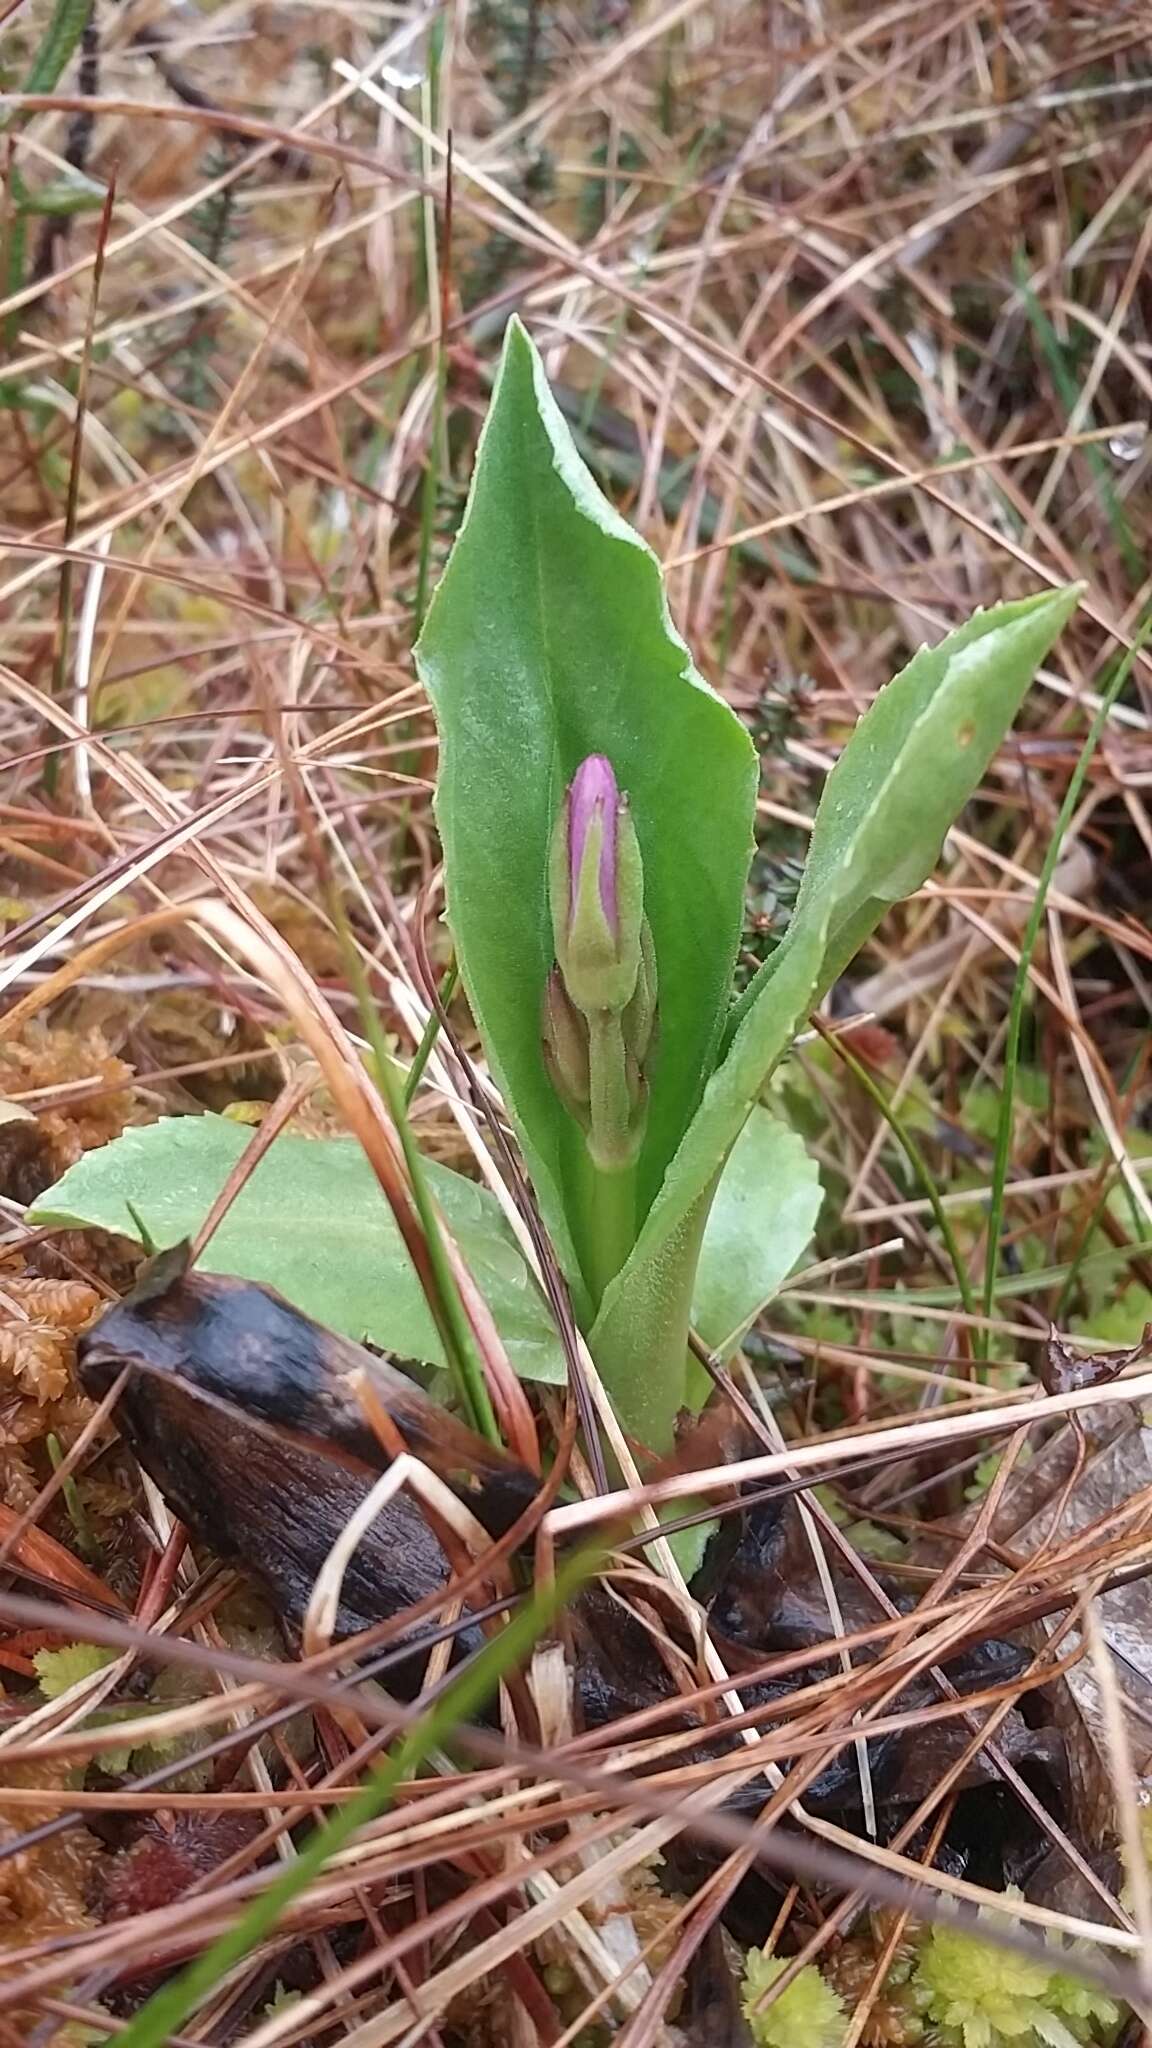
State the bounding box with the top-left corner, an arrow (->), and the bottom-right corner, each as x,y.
579,1150 -> 637,1308
328,898 -> 500,1447
403,958 -> 459,1106
2,0 -> 95,342
46,1432 -> 94,1559
587,1182 -> 713,1451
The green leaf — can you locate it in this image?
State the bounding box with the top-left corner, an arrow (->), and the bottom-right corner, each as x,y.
30,1116 -> 567,1385
732,586 -> 1084,1035
32,1644 -> 161,1773
20,0 -> 91,95
607,1107 -> 821,1539
34,1642 -> 117,1699
17,175 -> 104,218
592,586 -> 1081,1444
742,1948 -> 847,2048
416,317 -> 757,1308
689,1108 -> 821,1381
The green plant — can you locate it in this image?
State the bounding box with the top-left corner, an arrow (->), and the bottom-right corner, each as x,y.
1,0 -> 97,333
35,321 -> 1081,1459
741,1947 -> 847,2048
415,322 -> 1078,1446
912,1908 -> 1118,2048
33,1643 -> 186,1772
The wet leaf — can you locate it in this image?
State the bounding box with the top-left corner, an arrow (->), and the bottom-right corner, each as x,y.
1040,1321 -> 1152,1397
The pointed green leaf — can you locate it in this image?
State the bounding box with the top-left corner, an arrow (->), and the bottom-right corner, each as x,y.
690,1108 -> 821,1376
416,318 -> 757,1307
731,586 -> 1085,1037
592,586 -> 1081,1442
16,176 -> 104,218
30,1117 -> 567,1384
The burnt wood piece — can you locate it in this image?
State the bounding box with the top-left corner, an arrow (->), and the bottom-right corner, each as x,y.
79,1245 -> 537,1529
77,1250 -> 537,1679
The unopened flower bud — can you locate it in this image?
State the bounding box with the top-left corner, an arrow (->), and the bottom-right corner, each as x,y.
549,755 -> 644,1018
544,754 -> 658,1174
621,920 -> 658,1071
541,967 -> 590,1127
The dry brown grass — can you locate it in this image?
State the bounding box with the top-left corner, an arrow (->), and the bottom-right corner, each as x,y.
3,1 -> 1152,2041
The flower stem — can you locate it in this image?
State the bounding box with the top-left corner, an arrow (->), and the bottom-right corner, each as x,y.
578,1150 -> 637,1309
587,1181 -> 714,1452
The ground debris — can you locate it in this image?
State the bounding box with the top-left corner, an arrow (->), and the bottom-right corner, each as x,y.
0,1024 -> 135,1207
0,1268 -> 102,1511
825,1928 -> 925,2048
95,1808 -> 266,1922
0,1759 -> 98,1950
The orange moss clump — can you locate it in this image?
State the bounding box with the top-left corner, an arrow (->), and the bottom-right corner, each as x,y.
824,1933 -> 924,2048
0,1759 -> 99,1950
0,1265 -> 121,1979
0,1274 -> 102,1512
0,1024 -> 135,1207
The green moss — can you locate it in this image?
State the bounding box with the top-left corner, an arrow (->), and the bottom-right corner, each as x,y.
741,1949 -> 847,2048
912,1909 -> 1119,2048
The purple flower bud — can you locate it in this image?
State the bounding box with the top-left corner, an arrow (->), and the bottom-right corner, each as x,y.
568,754 -> 620,937
549,753 -> 645,1018
544,754 -> 657,1177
